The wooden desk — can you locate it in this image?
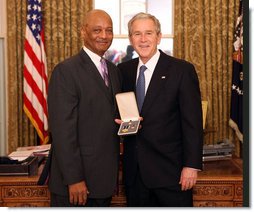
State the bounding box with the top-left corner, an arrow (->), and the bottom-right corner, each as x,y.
193,158 -> 243,207
0,159 -> 242,207
111,158 -> 243,207
0,165 -> 50,207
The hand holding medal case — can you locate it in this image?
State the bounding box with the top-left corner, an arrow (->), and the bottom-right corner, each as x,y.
115,92 -> 140,136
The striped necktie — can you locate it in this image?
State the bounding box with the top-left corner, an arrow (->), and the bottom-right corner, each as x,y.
136,65 -> 147,112
100,58 -> 109,86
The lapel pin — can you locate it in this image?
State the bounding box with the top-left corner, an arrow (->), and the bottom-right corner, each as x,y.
161,76 -> 166,79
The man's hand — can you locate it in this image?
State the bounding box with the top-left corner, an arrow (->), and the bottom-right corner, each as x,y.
68,181 -> 89,205
114,118 -> 123,125
115,117 -> 143,128
179,167 -> 198,191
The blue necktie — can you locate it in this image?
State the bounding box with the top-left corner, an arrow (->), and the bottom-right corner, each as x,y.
100,58 -> 109,86
136,65 -> 147,112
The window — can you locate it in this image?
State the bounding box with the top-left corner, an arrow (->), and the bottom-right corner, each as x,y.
94,0 -> 174,64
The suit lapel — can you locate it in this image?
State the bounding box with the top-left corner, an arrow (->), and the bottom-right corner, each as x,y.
107,62 -> 120,108
141,53 -> 171,115
79,50 -> 113,103
131,60 -> 139,92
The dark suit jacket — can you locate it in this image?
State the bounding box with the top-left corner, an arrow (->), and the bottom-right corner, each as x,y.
118,50 -> 203,189
47,49 -> 121,198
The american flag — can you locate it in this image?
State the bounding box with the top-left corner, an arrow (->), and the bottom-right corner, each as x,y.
229,0 -> 243,142
23,0 -> 49,144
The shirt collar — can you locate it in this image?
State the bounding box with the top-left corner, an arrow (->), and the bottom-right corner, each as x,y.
82,46 -> 102,66
138,50 -> 160,71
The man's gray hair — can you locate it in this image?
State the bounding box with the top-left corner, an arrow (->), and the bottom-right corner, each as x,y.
128,12 -> 161,36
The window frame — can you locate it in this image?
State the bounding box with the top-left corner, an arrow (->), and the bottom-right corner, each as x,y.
93,0 -> 174,38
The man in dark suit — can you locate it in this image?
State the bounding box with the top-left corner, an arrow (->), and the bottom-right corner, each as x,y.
117,12 -> 203,207
47,9 -> 121,207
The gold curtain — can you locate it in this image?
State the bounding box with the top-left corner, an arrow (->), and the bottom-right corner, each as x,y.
173,0 -> 241,156
7,0 -> 92,153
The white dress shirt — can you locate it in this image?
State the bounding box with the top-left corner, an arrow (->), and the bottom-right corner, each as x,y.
136,50 -> 160,94
82,46 -> 105,79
